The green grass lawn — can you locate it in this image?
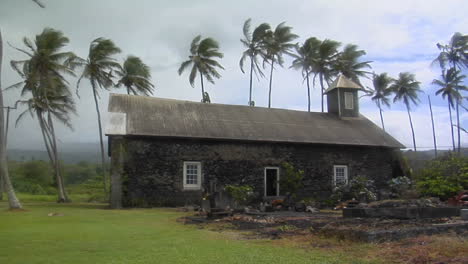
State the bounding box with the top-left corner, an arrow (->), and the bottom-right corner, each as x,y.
0,200 -> 376,264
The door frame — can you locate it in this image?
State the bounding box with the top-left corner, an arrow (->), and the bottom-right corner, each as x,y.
264,167 -> 280,197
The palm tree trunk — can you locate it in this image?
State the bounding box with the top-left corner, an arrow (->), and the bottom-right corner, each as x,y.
319,74 -> 325,112
453,61 -> 461,154
47,113 -> 70,202
249,57 -> 254,106
1,106 -> 11,201
448,99 -> 455,151
37,113 -> 67,202
126,86 -> 130,95
456,101 -> 460,154
377,100 -> 385,131
200,72 -> 205,102
379,108 -> 385,131
91,84 -> 107,193
306,71 -> 311,112
268,60 -> 274,108
0,29 -> 22,209
428,95 -> 437,158
406,105 -> 417,151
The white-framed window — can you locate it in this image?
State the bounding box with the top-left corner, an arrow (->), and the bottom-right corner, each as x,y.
333,165 -> 348,186
344,92 -> 354,110
183,162 -> 202,190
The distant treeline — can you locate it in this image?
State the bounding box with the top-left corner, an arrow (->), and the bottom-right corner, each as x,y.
8,160 -> 103,196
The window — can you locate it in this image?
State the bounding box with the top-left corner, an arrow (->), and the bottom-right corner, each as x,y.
333,165 -> 348,186
344,92 -> 354,109
183,162 -> 201,190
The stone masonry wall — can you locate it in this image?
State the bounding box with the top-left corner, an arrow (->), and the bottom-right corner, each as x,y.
116,137 -> 399,207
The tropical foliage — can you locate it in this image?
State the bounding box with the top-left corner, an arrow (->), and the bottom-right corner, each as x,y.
390,72 -> 422,151
433,32 -> 468,153
415,154 -> 468,199
239,19 -> 270,106
308,39 -> 341,112
432,68 -> 466,150
9,28 -> 78,202
290,38 -> 320,112
370,73 -> 393,131
333,44 -> 372,86
76,37 -> 121,192
116,56 -> 155,96
262,22 -> 298,108
178,35 -> 224,103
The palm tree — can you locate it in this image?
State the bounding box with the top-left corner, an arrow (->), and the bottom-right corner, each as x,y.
333,44 -> 372,86
434,32 -> 468,153
239,19 -> 270,106
308,38 -> 341,112
290,37 -> 320,112
432,68 -> 466,151
0,30 -> 22,208
178,35 -> 224,103
77,38 -> 121,192
116,56 -> 155,96
263,22 -> 298,108
9,28 -> 78,202
434,32 -> 468,71
0,0 -> 44,207
390,72 -> 422,151
370,73 -> 393,131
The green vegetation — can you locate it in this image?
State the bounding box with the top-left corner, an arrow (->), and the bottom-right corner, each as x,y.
224,184 -> 254,206
415,154 -> 468,199
0,202 -> 373,264
279,162 -> 304,201
8,160 -> 106,202
178,35 -> 224,103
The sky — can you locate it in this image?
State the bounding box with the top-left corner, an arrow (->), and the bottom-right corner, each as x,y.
0,0 -> 467,151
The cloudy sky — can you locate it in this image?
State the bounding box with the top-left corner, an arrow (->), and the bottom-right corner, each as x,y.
1,0 -> 467,150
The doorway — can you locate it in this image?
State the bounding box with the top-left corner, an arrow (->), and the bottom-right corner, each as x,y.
264,167 -> 279,197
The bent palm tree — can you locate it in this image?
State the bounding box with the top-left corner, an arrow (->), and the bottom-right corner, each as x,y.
239,19 -> 270,106
0,0 -> 44,207
178,35 -> 224,102
77,38 -> 121,192
434,32 -> 468,71
432,68 -> 466,151
333,44 -> 372,86
263,22 -> 298,108
0,30 -> 22,208
370,73 -> 393,131
9,28 -> 78,202
309,39 -> 341,112
433,32 -> 468,153
390,72 -> 422,151
116,56 -> 155,96
290,37 -> 320,112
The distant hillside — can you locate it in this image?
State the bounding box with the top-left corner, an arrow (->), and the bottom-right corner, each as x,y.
7,142 -> 107,164
403,148 -> 468,171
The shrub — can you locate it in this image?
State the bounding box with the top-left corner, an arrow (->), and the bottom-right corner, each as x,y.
415,154 -> 468,200
330,176 -> 377,205
279,162 -> 304,201
224,184 -> 253,206
388,176 -> 412,198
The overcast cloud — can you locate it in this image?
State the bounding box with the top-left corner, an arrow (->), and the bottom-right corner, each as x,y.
1,0 -> 467,150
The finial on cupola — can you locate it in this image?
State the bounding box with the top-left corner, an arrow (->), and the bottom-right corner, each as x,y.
325,75 -> 363,118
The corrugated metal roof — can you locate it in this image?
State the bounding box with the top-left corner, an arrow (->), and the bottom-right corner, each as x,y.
325,75 -> 362,93
106,93 -> 404,148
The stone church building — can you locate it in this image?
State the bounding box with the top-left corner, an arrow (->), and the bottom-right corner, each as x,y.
106,76 -> 404,208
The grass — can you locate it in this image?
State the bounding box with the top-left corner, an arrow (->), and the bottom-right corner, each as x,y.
1,196 -> 466,264
0,200 -> 373,264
